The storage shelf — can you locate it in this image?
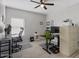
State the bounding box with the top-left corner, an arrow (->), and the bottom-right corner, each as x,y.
0,39 -> 11,58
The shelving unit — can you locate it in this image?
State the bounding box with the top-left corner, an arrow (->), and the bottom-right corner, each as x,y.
0,39 -> 12,58
46,20 -> 54,31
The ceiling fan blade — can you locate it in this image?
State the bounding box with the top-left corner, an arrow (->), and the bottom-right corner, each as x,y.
44,0 -> 48,2
43,6 -> 47,10
34,5 -> 40,8
44,3 -> 54,5
40,0 -> 43,2
31,0 -> 40,4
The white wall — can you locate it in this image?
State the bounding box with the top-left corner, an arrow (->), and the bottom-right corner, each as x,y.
0,0 -> 2,3
0,0 -> 5,39
0,0 -> 2,17
0,0 -> 5,22
47,3 -> 79,26
3,0 -> 47,14
3,0 -> 79,26
0,1 -> 2,17
5,7 -> 46,42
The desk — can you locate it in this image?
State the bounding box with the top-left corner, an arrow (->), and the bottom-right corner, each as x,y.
51,33 -> 60,47
11,33 -> 18,37
53,33 -> 60,36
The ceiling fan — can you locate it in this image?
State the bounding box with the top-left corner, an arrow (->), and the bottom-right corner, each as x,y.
31,0 -> 54,10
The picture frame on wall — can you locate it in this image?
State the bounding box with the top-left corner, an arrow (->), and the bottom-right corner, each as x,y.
40,21 -> 43,25
46,21 -> 50,26
46,20 -> 54,26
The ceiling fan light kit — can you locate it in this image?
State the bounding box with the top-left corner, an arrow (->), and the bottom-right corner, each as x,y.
40,4 -> 44,8
31,0 -> 54,10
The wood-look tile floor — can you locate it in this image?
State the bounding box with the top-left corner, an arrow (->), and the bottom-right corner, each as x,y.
12,39 -> 79,58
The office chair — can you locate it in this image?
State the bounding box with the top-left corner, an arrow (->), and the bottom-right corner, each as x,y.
12,29 -> 24,53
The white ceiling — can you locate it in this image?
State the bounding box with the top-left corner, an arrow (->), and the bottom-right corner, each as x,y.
2,0 -> 79,14
3,0 -> 47,14
47,0 -> 79,14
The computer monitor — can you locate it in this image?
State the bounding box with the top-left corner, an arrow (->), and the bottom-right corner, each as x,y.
51,26 -> 59,33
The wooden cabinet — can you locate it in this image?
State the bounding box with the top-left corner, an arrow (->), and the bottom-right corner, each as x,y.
60,26 -> 79,56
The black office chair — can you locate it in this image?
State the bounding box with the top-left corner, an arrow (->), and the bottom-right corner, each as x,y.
12,30 -> 23,53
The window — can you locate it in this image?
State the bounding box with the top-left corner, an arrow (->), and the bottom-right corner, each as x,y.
11,18 -> 24,36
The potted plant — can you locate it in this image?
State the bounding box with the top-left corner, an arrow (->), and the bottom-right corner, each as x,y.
44,30 -> 51,49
